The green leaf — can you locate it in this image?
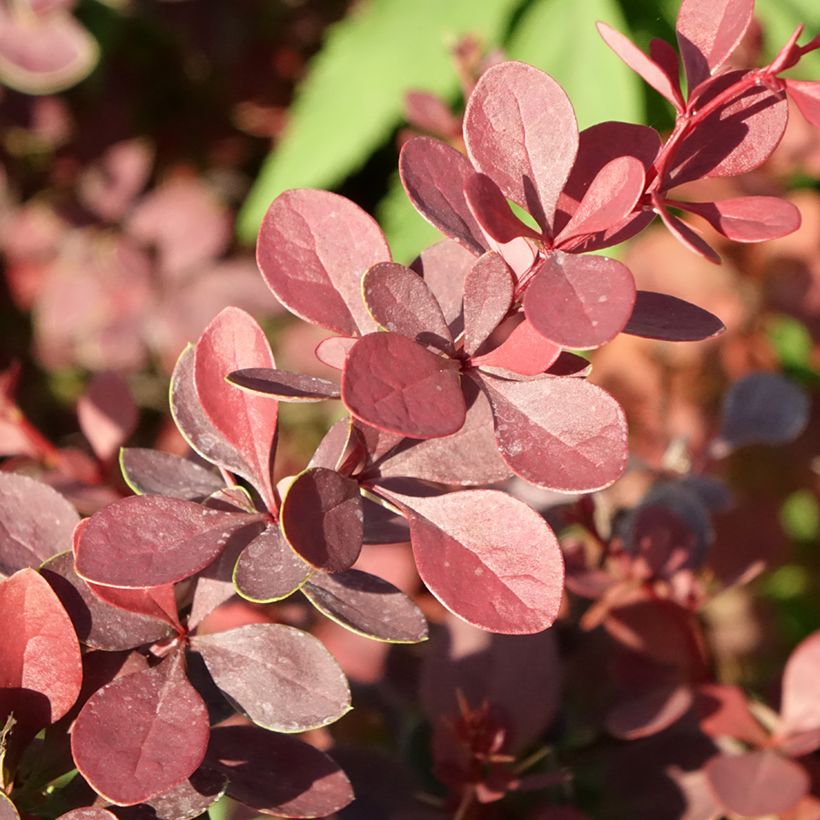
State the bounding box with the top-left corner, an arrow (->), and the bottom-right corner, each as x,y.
768,315 -> 813,370
755,0 -> 820,80
238,0 -> 522,242
506,0 -> 644,129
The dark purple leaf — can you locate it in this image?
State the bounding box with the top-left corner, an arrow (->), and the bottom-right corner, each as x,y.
624,291 -> 725,341
227,368 -> 340,402
120,449 -> 224,501
77,372 -> 138,463
361,497 -> 411,544
71,652 -> 210,806
462,252 -> 515,357
674,196 -> 801,242
257,189 -> 387,334
463,173 -> 543,245
302,569 -> 427,643
190,623 -> 351,731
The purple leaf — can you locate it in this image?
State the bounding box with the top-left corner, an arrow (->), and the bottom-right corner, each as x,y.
464,61 -> 578,234
227,368 -> 340,402
120,449 -> 225,501
74,495 -> 262,588
398,137 -> 487,255
206,725 -> 353,817
190,623 -> 351,731
463,173 -> 543,245
362,262 -> 453,353
0,473 -> 79,577
462,252 -> 515,356
787,80 -> 820,127
674,196 -> 801,242
624,291 -> 725,341
377,487 -> 564,634
523,252 -> 636,349
257,189 -> 387,335
303,569 -> 427,643
478,372 -> 628,492
77,372 -> 138,463
71,652 -> 210,806
471,314 -> 561,376
342,332 -> 465,439
194,307 -> 278,509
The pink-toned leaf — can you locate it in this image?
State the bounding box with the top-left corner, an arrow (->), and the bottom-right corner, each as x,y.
74,495 -> 261,588
624,291 -> 725,341
71,652 -> 209,806
280,467 -> 363,573
191,623 -> 351,732
471,314 -> 561,376
695,684 -> 769,746
462,252 -> 515,356
523,252 -> 636,349
463,173 -> 543,245
362,262 -> 453,353
597,23 -> 685,110
77,372 -> 138,463
479,372 -> 628,492
0,794 -> 18,820
194,307 -> 278,509
675,196 -> 801,242
777,631 -> 820,754
398,137 -> 486,255
788,80 -> 820,127
233,523 -> 312,603
705,750 -> 809,817
257,189 -> 387,335
404,90 -> 460,136
0,472 -> 79,577
0,568 -> 82,729
227,368 -> 340,402
606,684 -> 693,740
41,552 -> 174,652
58,810 -> 116,820
314,336 -> 357,370
377,486 -> 564,634
342,332 -> 465,439
676,0 -> 754,92
658,206 -> 721,263
206,725 -> 353,818
464,61 -> 578,234
120,449 -> 224,501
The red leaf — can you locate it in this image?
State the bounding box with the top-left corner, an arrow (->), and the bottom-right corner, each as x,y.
377,487 -> 564,634
463,173 -> 543,245
470,314 -> 561,376
74,495 -> 261,588
788,80 -> 820,126
398,137 -> 486,255
776,631 -> 820,755
597,23 -> 684,110
694,683 -> 769,746
191,623 -> 351,731
606,684 -> 693,740
676,0 -> 754,91
194,307 -> 278,509
675,196 -> 801,242
87,581 -> 180,630
462,252 -> 515,357
280,468 -> 363,573
658,206 -> 720,263
705,750 -> 809,817
362,262 -> 453,353
308,418 -> 360,472
71,652 -> 210,806
464,61 -> 578,235
0,568 -> 82,729
624,291 -> 725,341
227,368 -> 340,401
119,449 -> 225,501
257,189 -> 387,335
479,372 -> 627,492
342,332 -> 465,439
77,372 -> 138,463
206,725 -> 353,817
523,252 -> 636,349
0,473 -> 79,577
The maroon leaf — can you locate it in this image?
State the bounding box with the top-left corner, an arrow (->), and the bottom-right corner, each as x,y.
462,252 -> 515,356
194,307 -> 278,509
378,487 -> 564,634
77,372 -> 138,463
479,373 -> 628,492
606,684 -> 693,740
71,652 -> 210,806
74,495 -> 261,588
471,314 -> 561,376
233,523 -> 312,603
658,206 -> 720,263
302,569 -> 427,643
342,332 -> 465,439
776,631 -> 820,755
119,449 -> 225,501
624,291 -> 725,341
308,418 -> 360,472
362,262 -> 453,353
523,252 -> 636,349
361,497 -> 411,544
0,473 -> 79,577
206,725 -> 353,817
41,552 -> 173,652
788,80 -> 820,126
257,189 -> 387,335
86,580 -> 179,630
464,61 -> 578,234
227,368 -> 340,402
398,137 -> 486,255
0,568 -> 82,728
191,624 -> 351,731
705,750 -> 809,817
113,768 -> 227,820
676,0 -> 753,92
463,173 -> 543,245
674,196 -> 801,242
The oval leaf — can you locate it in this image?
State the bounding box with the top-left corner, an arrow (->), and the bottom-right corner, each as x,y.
462,252 -> 515,356
227,369 -> 340,402
120,449 -> 225,501
676,196 -> 801,242
624,291 -> 725,341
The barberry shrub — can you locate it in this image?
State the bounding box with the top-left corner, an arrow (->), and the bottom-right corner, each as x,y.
0,0 -> 818,817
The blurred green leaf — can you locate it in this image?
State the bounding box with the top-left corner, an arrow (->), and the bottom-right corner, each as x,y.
506,0 -> 644,129
755,0 -> 820,79
768,315 -> 813,370
238,0 -> 522,242
763,563 -> 809,600
781,490 -> 820,543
